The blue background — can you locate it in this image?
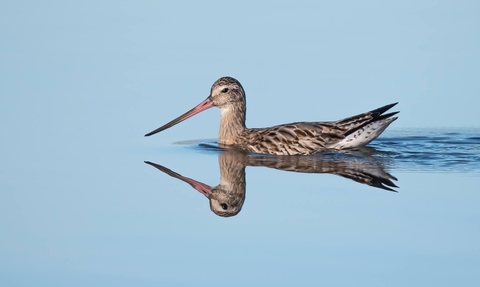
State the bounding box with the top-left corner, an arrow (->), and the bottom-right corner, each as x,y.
1,1 -> 479,286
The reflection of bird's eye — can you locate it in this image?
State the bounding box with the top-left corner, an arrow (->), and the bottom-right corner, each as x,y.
221,88 -> 229,93
220,203 -> 228,210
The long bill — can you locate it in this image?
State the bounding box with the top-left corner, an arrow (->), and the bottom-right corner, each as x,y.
145,97 -> 214,137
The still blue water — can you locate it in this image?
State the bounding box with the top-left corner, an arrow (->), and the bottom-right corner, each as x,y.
1,129 -> 479,286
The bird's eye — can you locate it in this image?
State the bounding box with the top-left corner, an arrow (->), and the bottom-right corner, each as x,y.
220,203 -> 228,210
221,88 -> 229,93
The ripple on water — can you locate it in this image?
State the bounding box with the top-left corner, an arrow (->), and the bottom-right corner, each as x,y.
371,128 -> 480,173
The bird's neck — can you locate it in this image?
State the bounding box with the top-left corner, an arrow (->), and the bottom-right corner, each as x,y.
218,104 -> 246,145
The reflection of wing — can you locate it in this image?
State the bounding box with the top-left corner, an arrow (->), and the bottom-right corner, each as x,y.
244,154 -> 398,191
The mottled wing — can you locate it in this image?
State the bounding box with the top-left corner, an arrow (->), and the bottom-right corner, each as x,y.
238,122 -> 345,155
236,103 -> 399,155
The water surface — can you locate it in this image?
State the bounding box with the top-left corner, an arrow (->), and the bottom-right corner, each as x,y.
1,128 -> 479,286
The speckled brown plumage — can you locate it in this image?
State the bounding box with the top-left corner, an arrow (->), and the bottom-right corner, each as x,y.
146,77 -> 399,155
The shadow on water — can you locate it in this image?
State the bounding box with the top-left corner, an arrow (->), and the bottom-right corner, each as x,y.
145,146 -> 398,217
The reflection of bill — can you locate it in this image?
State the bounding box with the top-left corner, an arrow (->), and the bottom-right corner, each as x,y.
145,149 -> 398,217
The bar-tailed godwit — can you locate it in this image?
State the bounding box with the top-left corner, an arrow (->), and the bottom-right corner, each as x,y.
145,77 -> 398,155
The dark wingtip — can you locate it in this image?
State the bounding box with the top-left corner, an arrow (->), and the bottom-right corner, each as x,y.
370,102 -> 399,117
377,111 -> 400,121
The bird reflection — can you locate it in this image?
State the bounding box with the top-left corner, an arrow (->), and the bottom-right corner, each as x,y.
145,148 -> 398,217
